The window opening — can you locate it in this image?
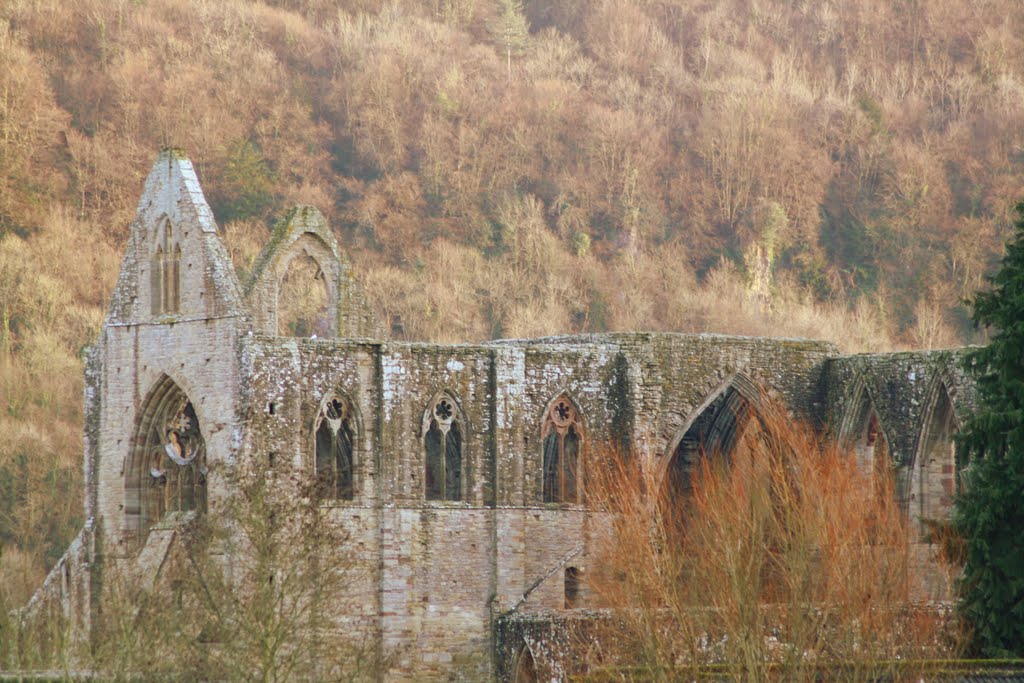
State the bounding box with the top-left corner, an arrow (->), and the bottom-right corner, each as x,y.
315,396 -> 355,499
151,220 -> 181,315
542,396 -> 583,503
127,380 -> 207,542
278,252 -> 330,337
425,396 -> 462,501
565,566 -> 581,608
917,386 -> 959,522
855,409 -> 891,496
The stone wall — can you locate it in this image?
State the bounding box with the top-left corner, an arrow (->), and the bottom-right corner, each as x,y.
825,349 -> 977,600
24,151 -> 983,681
229,330 -> 836,679
245,206 -> 383,339
824,349 -> 976,465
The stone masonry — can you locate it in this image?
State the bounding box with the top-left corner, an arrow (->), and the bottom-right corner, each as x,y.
26,151 -> 980,681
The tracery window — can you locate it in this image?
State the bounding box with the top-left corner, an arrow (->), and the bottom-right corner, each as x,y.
151,219 -> 181,315
424,395 -> 462,501
542,396 -> 583,503
127,378 -> 207,540
314,395 -> 355,500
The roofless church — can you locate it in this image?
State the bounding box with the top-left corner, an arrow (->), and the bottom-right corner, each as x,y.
27,150 -> 974,681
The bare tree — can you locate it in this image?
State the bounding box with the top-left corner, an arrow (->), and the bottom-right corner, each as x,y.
89,461 -> 379,682
586,400 -> 959,681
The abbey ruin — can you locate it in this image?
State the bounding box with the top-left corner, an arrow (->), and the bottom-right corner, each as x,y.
27,151 -> 976,681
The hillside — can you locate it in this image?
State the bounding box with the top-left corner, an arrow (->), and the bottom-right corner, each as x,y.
1,0 -> 1023,603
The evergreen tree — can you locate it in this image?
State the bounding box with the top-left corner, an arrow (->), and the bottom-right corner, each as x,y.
487,0 -> 529,84
955,201 -> 1024,657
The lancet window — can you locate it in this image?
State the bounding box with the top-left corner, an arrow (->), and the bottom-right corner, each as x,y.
151,219 -> 181,315
425,395 -> 462,501
314,395 -> 355,500
915,383 -> 959,522
542,395 -> 583,503
278,251 -> 330,337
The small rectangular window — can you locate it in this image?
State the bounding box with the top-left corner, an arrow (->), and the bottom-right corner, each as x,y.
565,567 -> 581,608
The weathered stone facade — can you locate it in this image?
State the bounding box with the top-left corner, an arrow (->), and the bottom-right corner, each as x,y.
27,151 -> 979,681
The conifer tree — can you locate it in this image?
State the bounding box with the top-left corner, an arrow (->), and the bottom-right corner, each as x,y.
487,0 -> 529,84
955,201 -> 1024,657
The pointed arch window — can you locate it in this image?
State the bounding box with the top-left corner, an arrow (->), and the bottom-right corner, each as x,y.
126,377 -> 206,541
314,395 -> 355,500
424,395 -> 462,501
843,395 -> 894,503
278,250 -> 330,337
151,219 -> 181,315
857,411 -> 890,483
542,396 -> 583,503
666,385 -> 754,499
838,381 -> 895,501
915,383 -> 959,522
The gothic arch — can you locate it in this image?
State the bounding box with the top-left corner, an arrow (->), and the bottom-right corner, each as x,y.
247,208 -> 344,337
909,374 -> 960,525
422,390 -> 467,501
837,374 -> 883,445
125,374 -> 207,544
837,374 -> 895,493
312,391 -> 362,500
909,365 -> 962,471
512,642 -> 539,683
660,372 -> 765,496
275,234 -> 335,337
539,391 -> 587,504
150,215 -> 181,316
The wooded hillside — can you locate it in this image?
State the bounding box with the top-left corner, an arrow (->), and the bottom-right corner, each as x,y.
2,0 -> 1022,602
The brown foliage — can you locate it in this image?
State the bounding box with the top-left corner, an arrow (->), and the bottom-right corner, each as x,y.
586,402 -> 959,681
2,0 -> 1023,607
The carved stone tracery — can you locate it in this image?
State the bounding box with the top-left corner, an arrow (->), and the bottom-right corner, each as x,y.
425,394 -> 462,501
127,377 -> 207,542
315,395 -> 355,499
542,395 -> 583,504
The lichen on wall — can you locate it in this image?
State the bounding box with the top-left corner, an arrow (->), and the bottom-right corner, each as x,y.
25,151 -> 991,682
